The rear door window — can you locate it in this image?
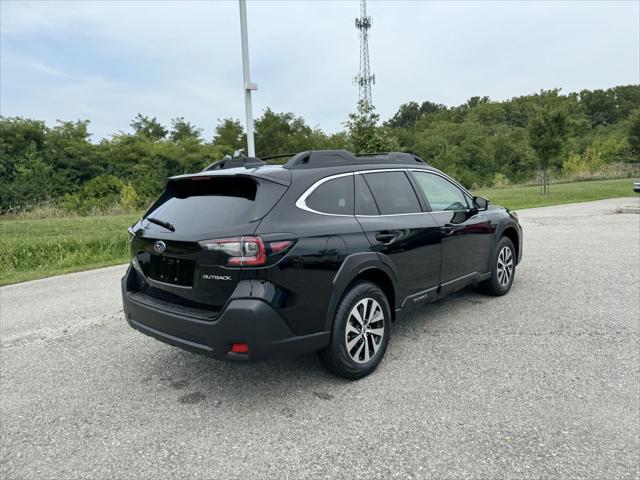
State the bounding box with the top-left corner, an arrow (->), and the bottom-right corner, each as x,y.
362,171 -> 421,215
355,174 -> 379,215
305,175 -> 354,215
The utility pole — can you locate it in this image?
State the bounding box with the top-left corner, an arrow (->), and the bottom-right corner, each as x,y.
238,0 -> 257,157
354,0 -> 375,106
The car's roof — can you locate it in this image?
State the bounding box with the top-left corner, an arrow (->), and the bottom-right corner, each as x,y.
169,149 -> 454,188
170,161 -> 442,186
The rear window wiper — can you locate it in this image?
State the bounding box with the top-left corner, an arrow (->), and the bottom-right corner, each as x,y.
146,217 -> 175,232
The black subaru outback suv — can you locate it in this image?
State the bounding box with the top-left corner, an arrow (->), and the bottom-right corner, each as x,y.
122,150 -> 522,379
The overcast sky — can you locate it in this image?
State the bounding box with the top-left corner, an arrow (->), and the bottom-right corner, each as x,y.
1,0 -> 639,141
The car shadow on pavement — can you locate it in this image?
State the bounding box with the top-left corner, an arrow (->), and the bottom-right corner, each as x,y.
131,284 -> 495,411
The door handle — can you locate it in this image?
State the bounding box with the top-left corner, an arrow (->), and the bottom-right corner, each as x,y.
375,232 -> 396,244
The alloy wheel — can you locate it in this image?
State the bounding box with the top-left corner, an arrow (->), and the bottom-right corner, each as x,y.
344,298 -> 385,364
496,245 -> 514,287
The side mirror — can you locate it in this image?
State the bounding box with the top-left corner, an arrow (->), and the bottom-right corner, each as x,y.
473,196 -> 489,210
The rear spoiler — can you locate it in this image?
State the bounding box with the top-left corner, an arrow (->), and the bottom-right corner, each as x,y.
203,157 -> 265,171
169,169 -> 291,187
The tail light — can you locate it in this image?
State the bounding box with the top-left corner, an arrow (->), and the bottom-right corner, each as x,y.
269,241 -> 292,253
198,236 -> 292,266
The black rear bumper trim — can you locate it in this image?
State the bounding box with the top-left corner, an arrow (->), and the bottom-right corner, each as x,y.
128,317 -> 214,354
122,271 -> 330,361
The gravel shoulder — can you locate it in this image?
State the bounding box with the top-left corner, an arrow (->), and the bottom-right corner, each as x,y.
1,197 -> 639,479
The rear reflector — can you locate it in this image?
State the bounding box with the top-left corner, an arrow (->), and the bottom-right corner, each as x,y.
231,343 -> 249,354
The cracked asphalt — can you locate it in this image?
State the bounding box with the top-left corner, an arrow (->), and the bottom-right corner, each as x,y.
1,197 -> 639,479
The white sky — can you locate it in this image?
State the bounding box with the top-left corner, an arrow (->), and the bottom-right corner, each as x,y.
1,0 -> 639,141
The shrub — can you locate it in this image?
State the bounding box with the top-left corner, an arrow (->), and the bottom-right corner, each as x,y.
563,133 -> 631,177
118,183 -> 139,212
62,174 -> 128,214
492,173 -> 511,188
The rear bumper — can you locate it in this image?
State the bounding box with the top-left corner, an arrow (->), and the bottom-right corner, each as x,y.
121,268 -> 329,361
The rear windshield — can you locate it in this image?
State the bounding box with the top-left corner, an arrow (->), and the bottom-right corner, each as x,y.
144,177 -> 259,232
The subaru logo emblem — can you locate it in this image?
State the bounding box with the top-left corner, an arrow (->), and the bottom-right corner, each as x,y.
154,240 -> 166,253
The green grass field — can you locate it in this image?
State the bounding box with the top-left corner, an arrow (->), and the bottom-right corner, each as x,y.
475,178 -> 636,210
0,178 -> 636,286
0,214 -> 139,286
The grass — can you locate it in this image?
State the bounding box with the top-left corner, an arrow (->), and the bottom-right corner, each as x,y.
0,214 -> 139,286
474,178 -> 636,211
0,178 -> 637,286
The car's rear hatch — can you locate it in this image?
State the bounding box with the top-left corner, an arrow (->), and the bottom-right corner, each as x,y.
128,170 -> 289,316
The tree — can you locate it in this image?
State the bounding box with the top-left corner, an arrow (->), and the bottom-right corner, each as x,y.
0,117 -> 47,159
212,118 -> 245,154
169,117 -> 202,142
254,109 -> 312,156
386,102 -> 421,129
579,89 -> 619,126
613,85 -> 640,119
345,101 -> 399,153
527,107 -> 569,194
420,101 -> 447,116
253,108 -> 341,157
628,109 -> 640,159
465,96 -> 491,109
386,101 -> 447,129
1,84 -> 639,213
46,120 -> 96,187
130,114 -> 167,140
0,143 -> 53,212
0,117 -> 48,194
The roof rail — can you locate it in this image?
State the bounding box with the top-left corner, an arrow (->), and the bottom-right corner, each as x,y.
284,150 -> 353,169
201,150 -> 428,172
283,150 -> 427,169
354,152 -> 427,164
260,153 -> 297,162
202,156 -> 265,171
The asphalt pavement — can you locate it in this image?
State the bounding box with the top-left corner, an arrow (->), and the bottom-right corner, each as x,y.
1,197 -> 639,479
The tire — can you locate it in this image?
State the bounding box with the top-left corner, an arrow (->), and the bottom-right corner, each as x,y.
318,281 -> 391,380
480,236 -> 516,296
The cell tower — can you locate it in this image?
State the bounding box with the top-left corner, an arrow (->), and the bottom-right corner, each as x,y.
354,0 -> 375,105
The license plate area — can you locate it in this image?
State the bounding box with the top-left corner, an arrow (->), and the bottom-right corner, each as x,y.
147,255 -> 195,287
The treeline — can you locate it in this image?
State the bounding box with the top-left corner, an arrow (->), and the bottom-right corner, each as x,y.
386,85 -> 639,188
1,85 -> 638,214
0,111 -> 345,214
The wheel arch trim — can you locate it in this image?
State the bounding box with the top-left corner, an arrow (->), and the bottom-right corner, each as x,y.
325,252 -> 400,330
496,221 -> 522,264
